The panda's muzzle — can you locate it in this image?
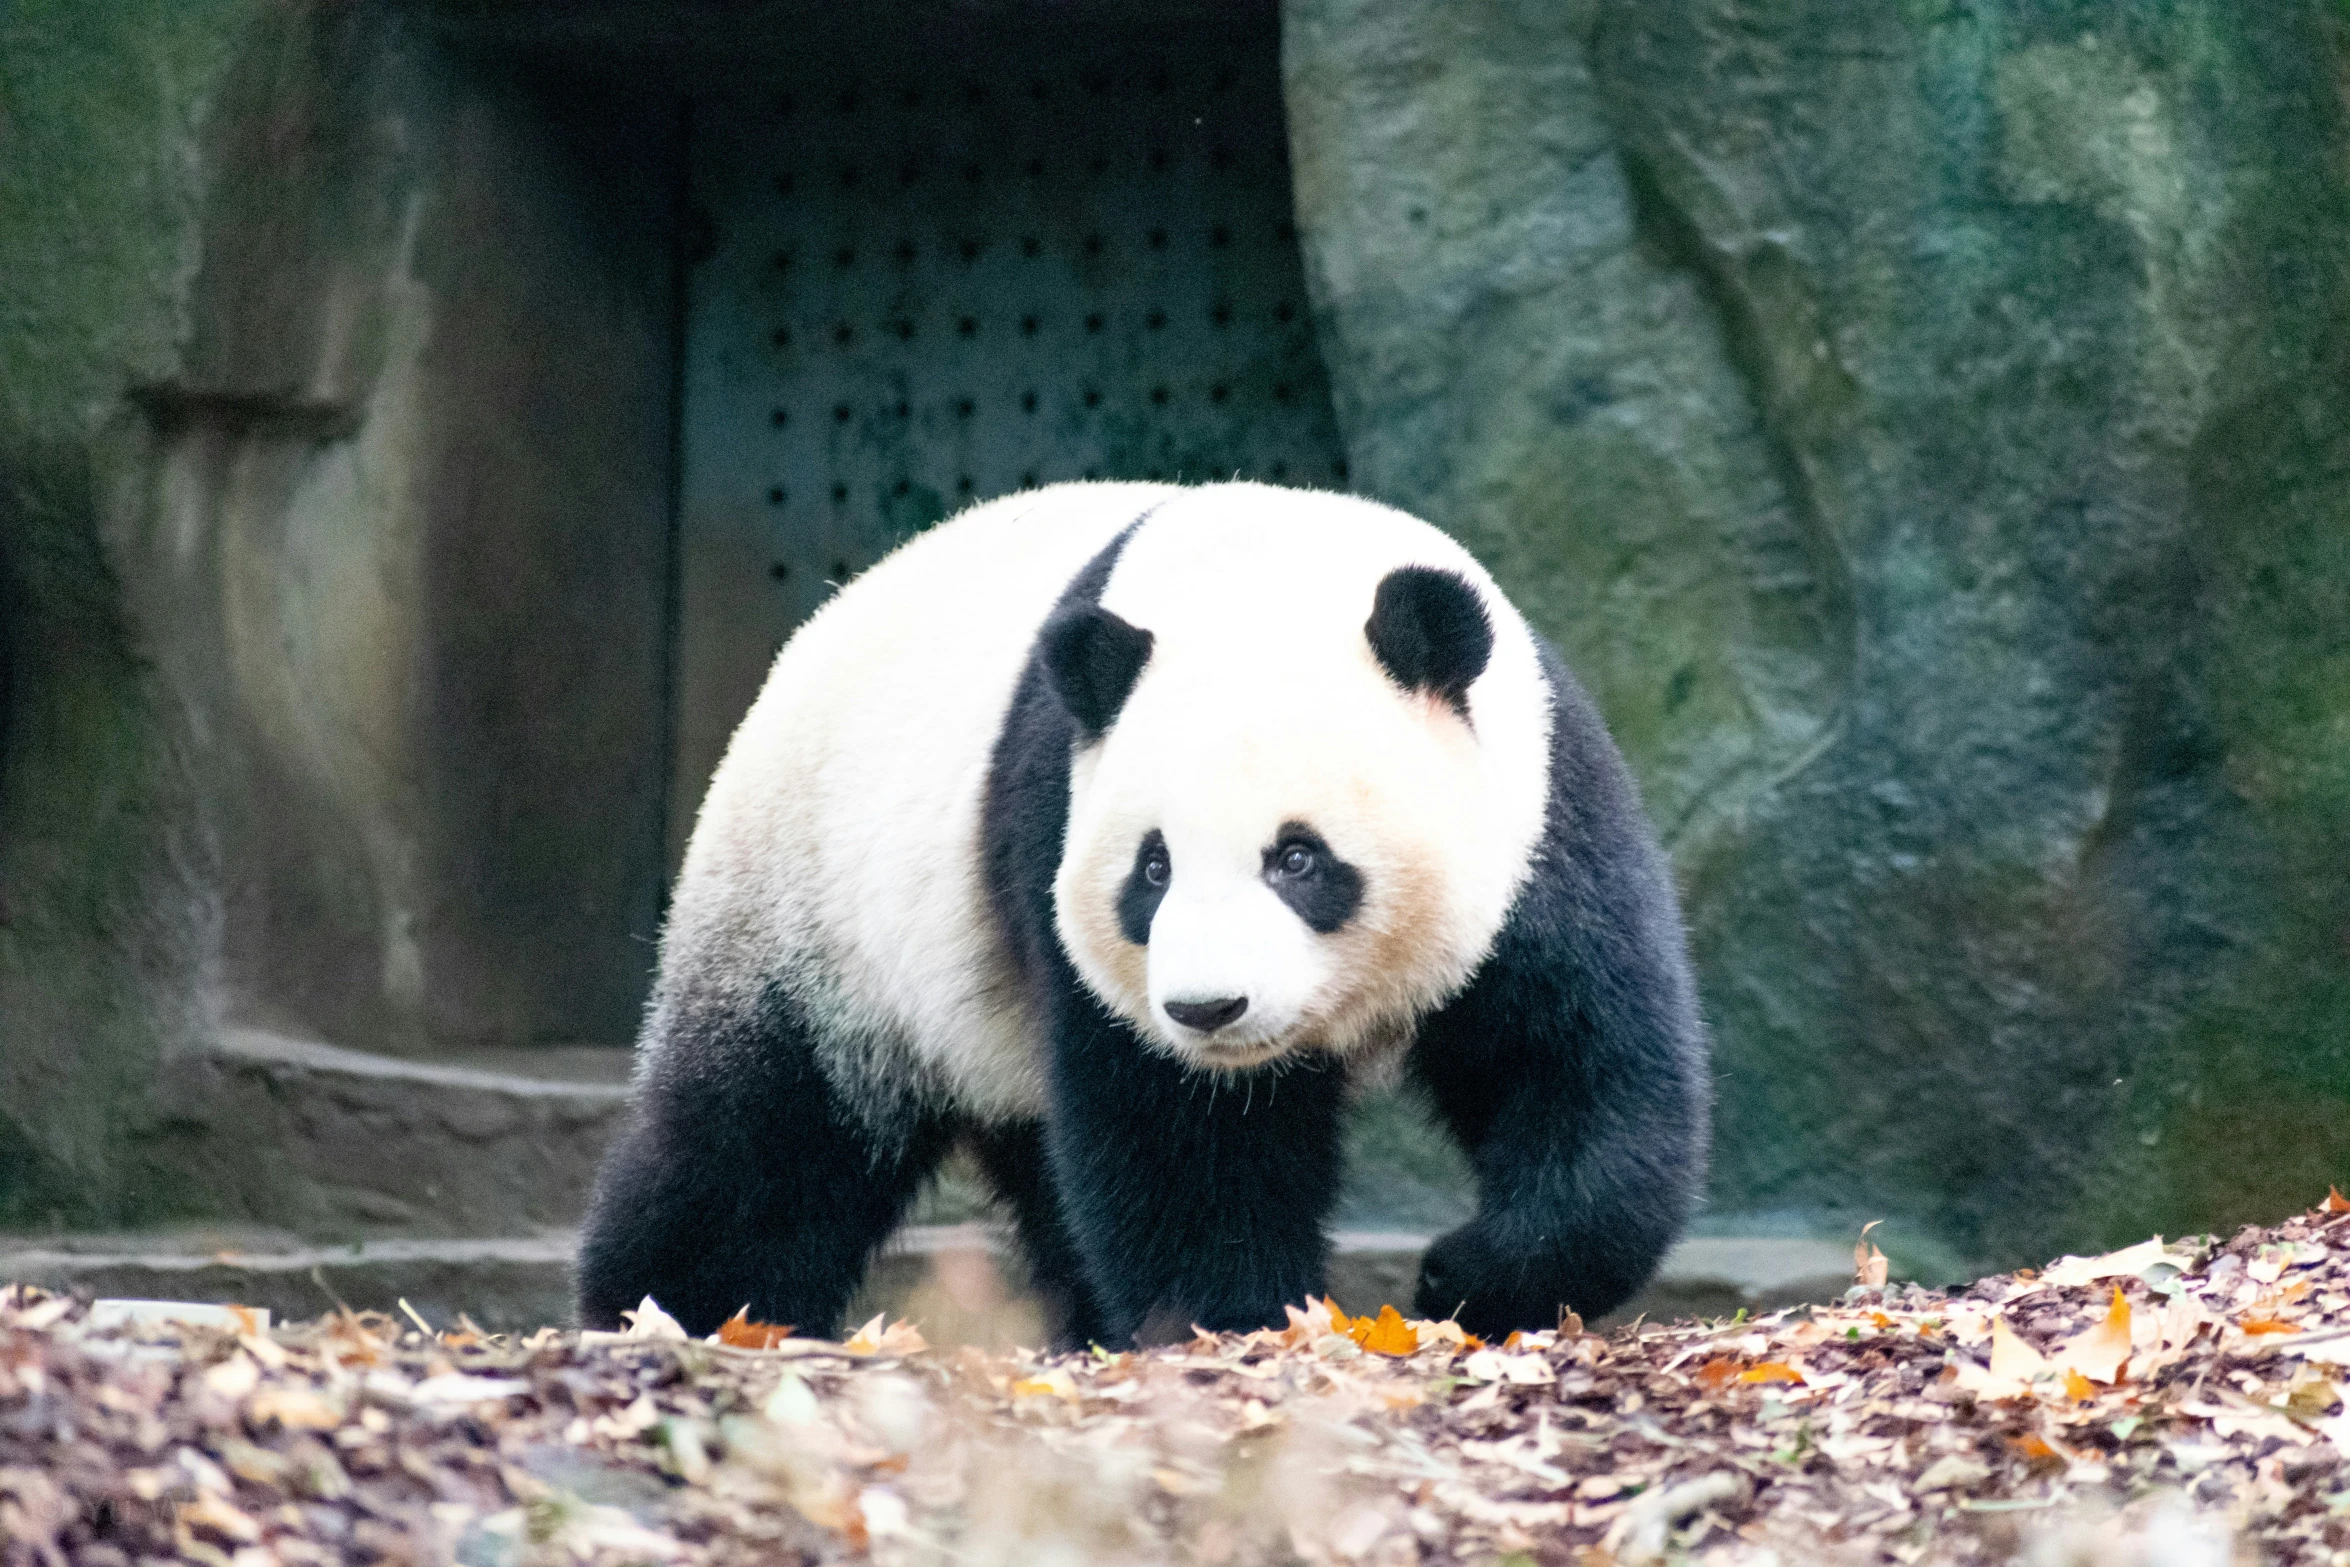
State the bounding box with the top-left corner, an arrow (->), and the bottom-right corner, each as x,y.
1164,995 -> 1249,1033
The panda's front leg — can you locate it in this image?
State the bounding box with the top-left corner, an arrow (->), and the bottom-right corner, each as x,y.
1406,899 -> 1710,1337
1044,991 -> 1347,1345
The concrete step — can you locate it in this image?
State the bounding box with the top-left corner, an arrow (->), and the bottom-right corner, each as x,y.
0,1226 -> 1856,1342
154,1027 -> 634,1237
157,1026 -> 1007,1239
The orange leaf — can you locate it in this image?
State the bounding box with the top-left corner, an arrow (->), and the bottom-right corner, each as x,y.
1321,1297 -> 1364,1342
1694,1358 -> 1741,1392
1358,1305 -> 1419,1357
2063,1368 -> 2097,1401
2323,1186 -> 2350,1214
716,1307 -> 795,1349
1740,1362 -> 1804,1385
2008,1433 -> 2064,1467
2240,1316 -> 2299,1335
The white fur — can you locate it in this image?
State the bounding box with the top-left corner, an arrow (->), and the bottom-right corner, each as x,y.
659,483 -> 1171,1124
1055,485 -> 1554,1072
660,481 -> 1554,1120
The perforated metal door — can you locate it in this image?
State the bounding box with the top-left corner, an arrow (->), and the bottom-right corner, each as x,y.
670,23 -> 1349,855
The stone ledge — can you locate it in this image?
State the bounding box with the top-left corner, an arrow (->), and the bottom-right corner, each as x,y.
151,1028 -> 632,1238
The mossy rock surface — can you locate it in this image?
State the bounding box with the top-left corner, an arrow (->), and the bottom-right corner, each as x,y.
1290,0 -> 2350,1271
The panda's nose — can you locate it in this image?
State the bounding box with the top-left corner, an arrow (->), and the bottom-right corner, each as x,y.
1165,996 -> 1249,1033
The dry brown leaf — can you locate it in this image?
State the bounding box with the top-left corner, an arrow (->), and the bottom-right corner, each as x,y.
2239,1316 -> 2299,1336
841,1315 -> 925,1357
2323,1186 -> 2350,1214
2041,1238 -> 2168,1288
2057,1286 -> 2132,1384
1739,1361 -> 1804,1385
1854,1221 -> 1889,1288
246,1386 -> 343,1430
1990,1316 -> 2051,1381
620,1297 -> 689,1342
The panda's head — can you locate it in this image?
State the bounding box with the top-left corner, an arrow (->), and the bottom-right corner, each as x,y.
1044,491 -> 1552,1073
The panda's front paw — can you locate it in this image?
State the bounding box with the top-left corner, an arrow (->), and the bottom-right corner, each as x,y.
1416,1218 -> 1658,1336
1413,1223 -> 1568,1339
1414,1225 -> 1511,1335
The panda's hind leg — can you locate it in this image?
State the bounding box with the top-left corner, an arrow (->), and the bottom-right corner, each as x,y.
970,1121 -> 1108,1350
576,983 -> 955,1336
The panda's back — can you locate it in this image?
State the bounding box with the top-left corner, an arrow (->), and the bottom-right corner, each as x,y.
659,483 -> 1174,1120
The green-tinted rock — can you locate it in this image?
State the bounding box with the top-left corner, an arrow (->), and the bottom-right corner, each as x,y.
1290,0 -> 2350,1271
0,0 -> 257,1225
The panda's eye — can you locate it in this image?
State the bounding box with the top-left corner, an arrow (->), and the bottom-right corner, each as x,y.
1274,844 -> 1316,879
1144,851 -> 1170,887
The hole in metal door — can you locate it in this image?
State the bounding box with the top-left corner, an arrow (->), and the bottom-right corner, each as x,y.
669,11 -> 1347,861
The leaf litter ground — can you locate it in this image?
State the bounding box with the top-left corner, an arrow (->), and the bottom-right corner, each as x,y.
11,1199 -> 2350,1567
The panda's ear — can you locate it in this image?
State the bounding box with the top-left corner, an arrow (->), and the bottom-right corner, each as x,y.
1041,605 -> 1155,738
1366,566 -> 1494,717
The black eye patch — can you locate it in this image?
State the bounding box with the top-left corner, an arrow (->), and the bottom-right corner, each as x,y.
1262,823 -> 1364,934
1117,829 -> 1170,945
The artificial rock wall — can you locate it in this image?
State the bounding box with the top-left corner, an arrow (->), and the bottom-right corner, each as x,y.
1287,0 -> 2350,1274
0,0 -> 677,1225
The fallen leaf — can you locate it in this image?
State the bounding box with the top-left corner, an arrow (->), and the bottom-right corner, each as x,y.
1462,1349 -> 1554,1385
1693,1358 -> 1740,1392
1010,1368 -> 1077,1401
409,1373 -> 531,1405
2240,1316 -> 2299,1336
2056,1286 -> 2132,1383
1412,1317 -> 1483,1352
1855,1221 -> 1889,1289
2063,1368 -> 2097,1401
178,1493 -> 262,1544
2007,1433 -> 2067,1469
245,1387 -> 343,1430
1358,1305 -> 1419,1357
1739,1362 -> 1804,1385
621,1297 -> 689,1342
1990,1317 -> 2051,1381
715,1308 -> 796,1350
2325,1187 -> 2350,1214
842,1315 -> 926,1357
2041,1238 -> 2167,1289
1914,1455 -> 1991,1492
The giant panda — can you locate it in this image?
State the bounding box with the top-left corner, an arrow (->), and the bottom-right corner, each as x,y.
577,481 -> 1708,1346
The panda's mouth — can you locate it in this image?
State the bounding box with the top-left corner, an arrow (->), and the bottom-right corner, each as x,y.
1170,1025 -> 1300,1072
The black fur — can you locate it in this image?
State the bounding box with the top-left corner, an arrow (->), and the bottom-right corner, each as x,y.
1366,566 -> 1494,717
1041,606 -> 1154,737
576,982 -> 956,1333
579,517 -> 1707,1346
1116,830 -> 1170,945
1406,641 -> 1710,1334
1263,824 -> 1364,934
